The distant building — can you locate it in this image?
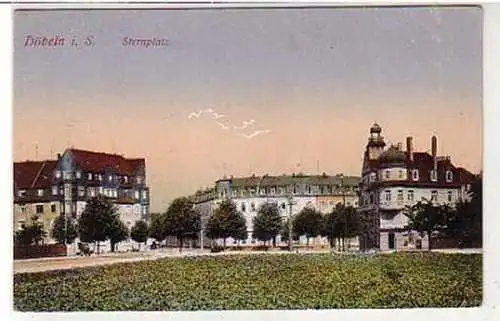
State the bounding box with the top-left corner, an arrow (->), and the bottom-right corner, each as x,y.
358,123 -> 479,251
191,173 -> 360,247
13,148 -> 150,244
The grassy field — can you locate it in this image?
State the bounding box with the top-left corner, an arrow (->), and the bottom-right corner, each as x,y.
13,253 -> 482,311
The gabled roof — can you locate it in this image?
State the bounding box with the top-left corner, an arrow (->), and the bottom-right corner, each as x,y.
67,149 -> 144,176
14,160 -> 57,189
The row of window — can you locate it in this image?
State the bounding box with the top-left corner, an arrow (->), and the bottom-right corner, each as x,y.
365,169 -> 454,183
18,187 -> 148,200
18,203 -> 57,214
382,190 -> 454,203
55,170 -> 143,184
222,185 -> 358,199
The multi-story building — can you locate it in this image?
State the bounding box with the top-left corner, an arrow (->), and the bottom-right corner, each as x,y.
358,123 -> 479,251
191,173 -> 360,247
13,148 -> 150,244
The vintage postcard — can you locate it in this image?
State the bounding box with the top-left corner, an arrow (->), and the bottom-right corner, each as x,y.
11,3 -> 484,314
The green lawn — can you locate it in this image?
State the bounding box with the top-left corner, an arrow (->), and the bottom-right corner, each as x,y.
13,253 -> 482,311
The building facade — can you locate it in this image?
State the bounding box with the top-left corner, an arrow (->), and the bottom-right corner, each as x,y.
358,124 -> 479,251
13,148 -> 150,244
192,173 -> 360,247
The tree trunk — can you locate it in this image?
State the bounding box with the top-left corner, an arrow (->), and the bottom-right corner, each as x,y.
110,242 -> 115,253
179,237 -> 183,253
427,231 -> 432,252
97,242 -> 100,255
272,237 -> 276,247
307,237 -> 310,246
223,238 -> 226,250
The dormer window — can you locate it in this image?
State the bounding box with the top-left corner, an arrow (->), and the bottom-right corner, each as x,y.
430,170 -> 438,182
76,171 -> 81,179
108,175 -> 113,182
37,189 -> 44,197
124,176 -> 128,183
52,186 -> 58,195
385,170 -> 390,179
412,169 -> 419,181
55,170 -> 61,178
88,173 -> 92,180
446,170 -> 453,182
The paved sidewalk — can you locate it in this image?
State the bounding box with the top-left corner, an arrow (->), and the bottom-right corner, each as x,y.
13,247 -> 481,274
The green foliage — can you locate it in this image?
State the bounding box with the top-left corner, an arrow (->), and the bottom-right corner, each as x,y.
51,214 -> 78,244
206,200 -> 247,247
292,207 -> 323,244
252,203 -> 282,244
108,219 -> 129,253
13,253 -> 482,311
163,197 -> 201,248
78,195 -> 118,245
14,215 -> 47,246
280,218 -> 299,242
131,220 -> 149,247
322,204 -> 360,249
149,213 -> 167,242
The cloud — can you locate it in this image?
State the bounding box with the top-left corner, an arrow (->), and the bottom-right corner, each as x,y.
216,121 -> 230,130
233,119 -> 256,130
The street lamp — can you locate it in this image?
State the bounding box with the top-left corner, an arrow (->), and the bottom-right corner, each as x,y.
287,193 -> 296,252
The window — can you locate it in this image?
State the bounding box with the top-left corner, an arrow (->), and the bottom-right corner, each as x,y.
98,174 -> 102,181
369,194 -> 374,204
448,191 -> 453,202
251,203 -> 256,211
108,175 -> 113,182
78,186 -> 85,197
98,187 -> 103,194
137,177 -> 143,184
76,171 -> 81,179
281,202 -> 286,210
431,190 -> 438,202
293,185 -> 297,194
63,171 -> 72,180
408,190 -> 414,202
412,170 -> 419,181
385,190 -> 391,202
18,190 -> 26,197
241,203 -> 246,212
397,190 -> 403,201
446,170 -> 453,182
430,170 -> 437,182
270,187 -> 275,195
135,191 -> 140,199
36,204 -> 44,214
124,176 -> 128,183
55,170 -> 61,178
51,204 -> 56,213
385,171 -> 390,179
142,190 -> 147,199
88,173 -> 92,180
37,189 -> 44,197
398,170 -> 403,179
306,185 -> 311,194
52,186 -> 58,195
20,206 -> 26,213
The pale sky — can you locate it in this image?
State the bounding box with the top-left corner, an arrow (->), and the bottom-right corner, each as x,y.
13,7 -> 482,212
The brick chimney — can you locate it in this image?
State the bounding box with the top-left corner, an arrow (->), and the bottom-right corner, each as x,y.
431,136 -> 437,172
406,137 -> 413,161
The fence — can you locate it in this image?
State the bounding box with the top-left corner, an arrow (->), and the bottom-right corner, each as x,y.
14,243 -> 67,260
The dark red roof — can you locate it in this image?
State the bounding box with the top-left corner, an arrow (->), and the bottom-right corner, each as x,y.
14,160 -> 57,189
68,149 -> 144,176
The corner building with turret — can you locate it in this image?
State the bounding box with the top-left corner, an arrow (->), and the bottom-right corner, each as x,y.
358,124 -> 479,251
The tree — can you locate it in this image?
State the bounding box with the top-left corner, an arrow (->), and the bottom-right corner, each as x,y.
206,199 -> 247,249
14,215 -> 47,246
292,207 -> 323,246
131,220 -> 149,250
77,195 -> 118,254
252,203 -> 282,246
51,214 -> 78,244
163,197 -> 201,252
108,218 -> 129,252
403,200 -> 448,251
280,217 -> 299,243
149,213 -> 167,243
321,204 -> 360,251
